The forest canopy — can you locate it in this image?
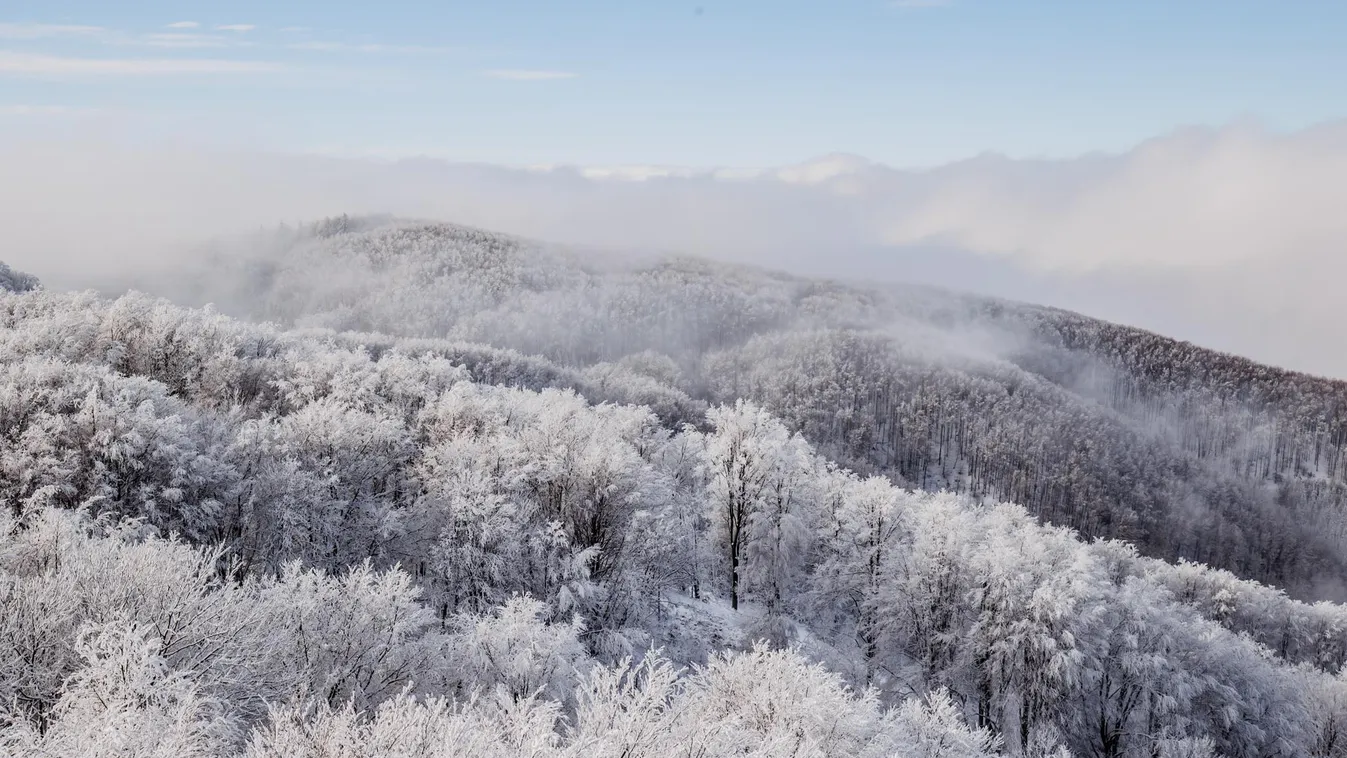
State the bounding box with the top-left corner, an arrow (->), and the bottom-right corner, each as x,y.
3,217 -> 1347,757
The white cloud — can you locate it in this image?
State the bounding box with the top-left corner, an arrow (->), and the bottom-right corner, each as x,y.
287,40 -> 452,54
875,123 -> 1347,272
0,22 -> 105,39
0,104 -> 98,115
482,69 -> 577,80
575,165 -> 701,181
215,24 -> 257,32
286,41 -> 342,52
774,153 -> 874,184
2,121 -> 1347,377
0,21 -> 253,49
0,51 -> 279,75
140,32 -> 237,49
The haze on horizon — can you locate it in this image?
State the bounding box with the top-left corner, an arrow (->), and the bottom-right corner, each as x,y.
3,0 -> 1346,378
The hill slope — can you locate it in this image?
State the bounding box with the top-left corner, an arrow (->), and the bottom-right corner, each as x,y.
133,216 -> 1347,600
3,281 -> 1347,756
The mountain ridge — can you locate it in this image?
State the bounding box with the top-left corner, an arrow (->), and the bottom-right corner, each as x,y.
98,215 -> 1347,600
6,224 -> 1347,754
1,276 -> 1345,756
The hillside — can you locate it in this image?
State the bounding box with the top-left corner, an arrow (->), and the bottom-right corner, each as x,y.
4,279 -> 1347,757
134,216 -> 1347,600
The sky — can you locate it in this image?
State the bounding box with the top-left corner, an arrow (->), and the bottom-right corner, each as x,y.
3,0 -> 1346,166
2,2 -> 1347,378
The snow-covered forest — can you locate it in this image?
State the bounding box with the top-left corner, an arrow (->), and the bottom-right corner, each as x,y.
3,217 -> 1347,756
141,217 -> 1347,598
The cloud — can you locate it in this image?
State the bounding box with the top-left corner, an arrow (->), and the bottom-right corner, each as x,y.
874,123 -> 1347,272
573,165 -> 703,181
139,32 -> 239,49
0,22 -> 105,39
0,51 -> 279,75
482,69 -> 577,80
0,21 -> 252,49
287,40 -> 453,54
285,41 -> 346,52
2,121 -> 1347,378
0,104 -> 98,116
215,24 -> 257,32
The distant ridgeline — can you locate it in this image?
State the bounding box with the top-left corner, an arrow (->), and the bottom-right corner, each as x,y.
142,217 -> 1347,601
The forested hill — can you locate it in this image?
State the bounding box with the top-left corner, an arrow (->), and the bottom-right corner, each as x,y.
131,216 -> 1347,600
9,266 -> 1347,757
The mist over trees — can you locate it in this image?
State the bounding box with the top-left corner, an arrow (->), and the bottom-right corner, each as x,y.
136,217 -> 1347,600
3,216 -> 1347,755
0,263 -> 38,294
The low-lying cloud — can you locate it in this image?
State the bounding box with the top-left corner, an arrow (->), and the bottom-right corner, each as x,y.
876,122 -> 1347,272
1,120 -> 1344,378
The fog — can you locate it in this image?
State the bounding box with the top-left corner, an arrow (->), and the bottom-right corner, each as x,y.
2,119 -> 1344,378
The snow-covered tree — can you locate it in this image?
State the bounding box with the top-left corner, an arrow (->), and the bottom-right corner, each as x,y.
702,400 -> 816,614
0,621 -> 239,758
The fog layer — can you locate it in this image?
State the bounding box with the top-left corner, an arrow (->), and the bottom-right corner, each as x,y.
2,119 -> 1343,376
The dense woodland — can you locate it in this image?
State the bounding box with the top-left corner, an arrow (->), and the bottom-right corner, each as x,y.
143,218 -> 1347,598
3,217 -> 1347,756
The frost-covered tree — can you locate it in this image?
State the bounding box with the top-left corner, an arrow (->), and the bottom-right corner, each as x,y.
811,472 -> 905,680
0,622 -> 239,758
702,400 -> 816,613
440,596 -> 589,707
0,262 -> 38,294
253,561 -> 440,710
5,254 -> 1347,756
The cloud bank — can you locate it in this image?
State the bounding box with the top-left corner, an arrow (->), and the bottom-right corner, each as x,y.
0,121 -> 1343,377
0,50 -> 279,75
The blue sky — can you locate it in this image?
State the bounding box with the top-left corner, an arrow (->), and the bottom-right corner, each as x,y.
1,0 -> 1344,168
